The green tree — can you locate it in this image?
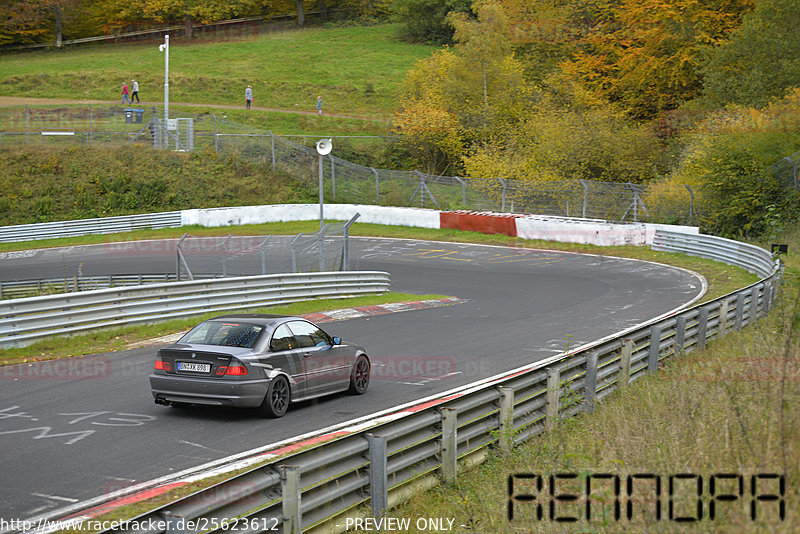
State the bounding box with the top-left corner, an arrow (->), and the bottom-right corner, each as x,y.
701,0 -> 800,108
391,0 -> 472,44
666,91 -> 800,236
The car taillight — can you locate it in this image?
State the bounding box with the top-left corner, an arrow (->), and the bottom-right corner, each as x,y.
225,364 -> 248,376
154,360 -> 172,372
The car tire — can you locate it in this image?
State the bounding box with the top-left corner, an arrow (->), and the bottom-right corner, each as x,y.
348,355 -> 370,395
258,375 -> 291,418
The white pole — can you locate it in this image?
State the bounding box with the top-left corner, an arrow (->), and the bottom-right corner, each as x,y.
164,34 -> 169,125
160,35 -> 170,148
318,154 -> 324,230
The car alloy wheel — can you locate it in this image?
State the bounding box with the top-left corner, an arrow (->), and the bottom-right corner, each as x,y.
348,355 -> 370,395
259,375 -> 291,418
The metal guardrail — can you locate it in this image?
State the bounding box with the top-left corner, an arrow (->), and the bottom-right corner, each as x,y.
0,271 -> 390,348
0,274 -> 183,300
61,232 -> 777,534
0,212 -> 181,243
652,230 -> 775,278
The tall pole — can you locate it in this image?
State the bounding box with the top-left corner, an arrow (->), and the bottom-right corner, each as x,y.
160,35 -> 170,149
164,34 -> 169,126
318,154 -> 324,230
315,139 -> 332,230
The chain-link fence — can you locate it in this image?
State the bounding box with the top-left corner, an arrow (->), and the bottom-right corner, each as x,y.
216,132 -> 701,223
176,215 -> 360,281
0,217 -> 359,299
769,149 -> 800,190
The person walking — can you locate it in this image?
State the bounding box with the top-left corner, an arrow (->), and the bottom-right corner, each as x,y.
316,95 -> 322,115
245,85 -> 253,109
121,82 -> 132,105
131,79 -> 140,103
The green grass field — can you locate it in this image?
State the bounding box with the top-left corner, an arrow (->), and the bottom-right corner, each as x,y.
0,24 -> 435,118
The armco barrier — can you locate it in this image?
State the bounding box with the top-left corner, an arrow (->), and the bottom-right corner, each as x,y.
34,232 -> 776,534
0,211 -> 181,243
0,272 -> 390,348
653,230 -> 775,278
0,273 -> 183,300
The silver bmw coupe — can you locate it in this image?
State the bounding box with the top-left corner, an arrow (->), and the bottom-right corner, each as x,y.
150,314 -> 370,417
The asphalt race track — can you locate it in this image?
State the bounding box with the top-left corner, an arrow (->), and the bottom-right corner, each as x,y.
0,237 -> 705,520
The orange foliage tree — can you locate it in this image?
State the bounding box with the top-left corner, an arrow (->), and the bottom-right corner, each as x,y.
561,0 -> 754,119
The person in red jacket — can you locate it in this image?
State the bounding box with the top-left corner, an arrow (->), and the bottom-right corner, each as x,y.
122,82 -> 132,105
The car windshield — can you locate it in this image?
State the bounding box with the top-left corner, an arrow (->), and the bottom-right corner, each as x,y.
179,321 -> 264,348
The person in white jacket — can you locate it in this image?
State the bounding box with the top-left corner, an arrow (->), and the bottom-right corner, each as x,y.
131,79 -> 140,104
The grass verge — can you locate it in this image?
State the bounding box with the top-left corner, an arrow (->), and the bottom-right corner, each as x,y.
0,292 -> 447,367
0,24 -> 434,116
364,231 -> 800,533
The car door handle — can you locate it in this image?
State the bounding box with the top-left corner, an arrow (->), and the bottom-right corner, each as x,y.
303,352 -> 312,358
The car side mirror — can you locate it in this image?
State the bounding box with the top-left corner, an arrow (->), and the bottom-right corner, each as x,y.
332,336 -> 341,346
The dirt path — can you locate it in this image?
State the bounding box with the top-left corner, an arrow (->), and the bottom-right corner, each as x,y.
0,95 -> 386,122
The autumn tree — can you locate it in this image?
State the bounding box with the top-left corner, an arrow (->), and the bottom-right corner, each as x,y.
460,78 -> 663,184
499,0 -> 579,82
561,0 -> 754,120
1,0 -> 86,46
393,1 -> 530,174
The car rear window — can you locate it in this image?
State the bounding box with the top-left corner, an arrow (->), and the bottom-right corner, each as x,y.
180,321 -> 264,348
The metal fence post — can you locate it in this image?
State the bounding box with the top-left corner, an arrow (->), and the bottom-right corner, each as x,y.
342,213 -> 360,271
454,176 -> 466,207
371,167 -> 380,204
259,235 -> 271,275
441,408 -> 457,485
584,352 -> 598,414
675,316 -> 686,355
734,293 -> 745,331
212,113 -> 217,152
579,179 -> 589,218
281,465 -> 301,534
368,433 -> 388,518
498,386 -> 514,454
719,299 -> 730,336
26,105 -> 29,145
162,511 -> 185,534
545,368 -> 560,431
764,281 -> 773,314
696,307 -> 709,351
619,339 -> 633,389
648,326 -> 661,373
749,286 -> 760,323
498,178 -> 507,212
270,131 -> 276,170
89,104 -> 93,144
221,234 -> 232,277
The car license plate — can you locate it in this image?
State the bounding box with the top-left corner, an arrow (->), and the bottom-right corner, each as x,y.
177,362 -> 211,373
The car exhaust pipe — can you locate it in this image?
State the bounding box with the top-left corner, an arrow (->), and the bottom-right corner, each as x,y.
154,396 -> 170,406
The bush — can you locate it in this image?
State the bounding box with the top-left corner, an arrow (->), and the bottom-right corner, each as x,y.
668,102 -> 800,237
0,145 -> 315,226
